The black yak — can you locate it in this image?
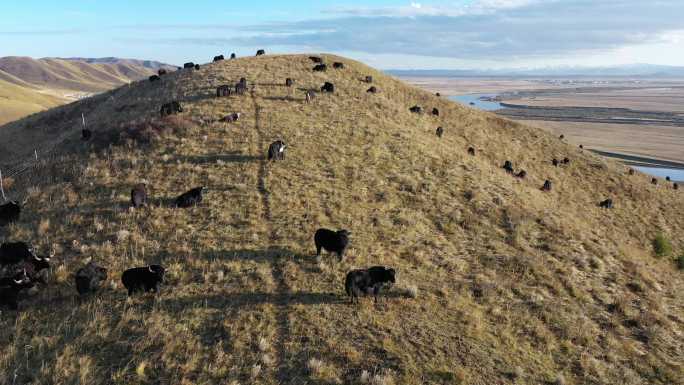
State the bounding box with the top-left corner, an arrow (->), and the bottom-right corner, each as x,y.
213,55 -> 224,62
599,199 -> 614,209
541,180 -> 552,191
502,161 -> 514,174
0,270 -> 34,310
285,78 -> 294,87
82,129 -> 92,141
651,178 -> 658,185
220,112 -> 241,123
0,242 -> 51,283
305,90 -> 315,103
309,56 -> 323,63
194,64 -> 200,70
131,183 -> 147,208
75,261 -> 108,295
515,170 -> 527,179
467,147 -> 476,156
0,242 -> 37,265
230,53 -> 236,59
0,269 -> 30,288
365,75 -> 373,83
217,85 -> 232,97
160,101 -> 183,117
313,64 -> 327,72
158,69 -> 167,76
0,201 -> 21,226
183,62 -> 195,69
314,229 -> 350,260
436,127 -> 443,138
235,78 -> 248,95
256,49 -> 266,56
175,187 -> 206,208
367,86 -> 377,93
552,158 -> 559,167
332,62 -> 345,69
149,75 -> 160,82
321,82 -> 335,93
121,265 -> 165,295
268,140 -> 286,161
409,105 -> 423,114
345,266 -> 396,303
432,107 -> 439,116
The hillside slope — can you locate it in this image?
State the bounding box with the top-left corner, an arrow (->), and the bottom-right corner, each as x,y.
0,57 -> 174,125
0,54 -> 682,385
0,76 -> 65,125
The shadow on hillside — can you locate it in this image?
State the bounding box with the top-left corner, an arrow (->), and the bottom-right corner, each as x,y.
199,247 -> 311,263
199,246 -> 326,275
263,95 -> 304,102
162,291 -> 343,310
180,91 -> 218,103
1,288 -> 153,384
256,82 -> 287,87
165,152 -> 263,165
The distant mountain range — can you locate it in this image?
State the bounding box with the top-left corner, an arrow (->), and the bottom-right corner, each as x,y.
55,57 -> 173,70
387,64 -> 684,78
0,56 -> 175,125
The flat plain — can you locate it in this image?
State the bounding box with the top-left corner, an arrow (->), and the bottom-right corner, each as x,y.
402,77 -> 684,164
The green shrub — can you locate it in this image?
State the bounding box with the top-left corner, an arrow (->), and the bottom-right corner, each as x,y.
676,254 -> 684,270
652,234 -> 672,257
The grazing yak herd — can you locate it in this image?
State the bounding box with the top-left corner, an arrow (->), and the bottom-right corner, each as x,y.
0,51 -> 402,310
1,51 -> 680,311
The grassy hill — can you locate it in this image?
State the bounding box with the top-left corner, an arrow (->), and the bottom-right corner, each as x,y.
0,57 -> 174,125
0,75 -> 65,125
0,54 -> 682,385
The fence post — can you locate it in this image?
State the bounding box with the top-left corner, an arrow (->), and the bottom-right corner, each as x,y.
0,168 -> 5,201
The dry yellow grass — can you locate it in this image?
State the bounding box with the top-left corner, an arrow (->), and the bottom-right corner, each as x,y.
0,77 -> 66,125
0,54 -> 682,385
0,57 -> 170,125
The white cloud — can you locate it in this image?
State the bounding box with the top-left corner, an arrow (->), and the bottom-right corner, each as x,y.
110,1 -> 684,68
224,0 -> 684,62
324,0 -> 541,17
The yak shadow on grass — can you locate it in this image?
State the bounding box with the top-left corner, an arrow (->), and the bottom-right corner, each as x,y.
164,152 -> 264,165
198,246 -> 323,275
161,291 -> 343,311
262,95 -> 305,102
0,288 -> 156,384
180,90 -> 221,103
199,246 -> 307,263
256,82 -> 288,88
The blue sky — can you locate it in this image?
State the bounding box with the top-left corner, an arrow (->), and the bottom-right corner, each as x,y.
2,1 -> 684,69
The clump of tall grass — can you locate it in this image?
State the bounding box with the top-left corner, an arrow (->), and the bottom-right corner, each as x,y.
652,233 -> 672,257
676,254 -> 684,270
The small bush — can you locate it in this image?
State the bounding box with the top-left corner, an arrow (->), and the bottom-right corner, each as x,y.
404,284 -> 419,298
652,234 -> 672,257
676,254 -> 684,270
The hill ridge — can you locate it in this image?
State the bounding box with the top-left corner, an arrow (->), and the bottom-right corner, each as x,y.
0,56 -> 176,125
0,53 -> 682,385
